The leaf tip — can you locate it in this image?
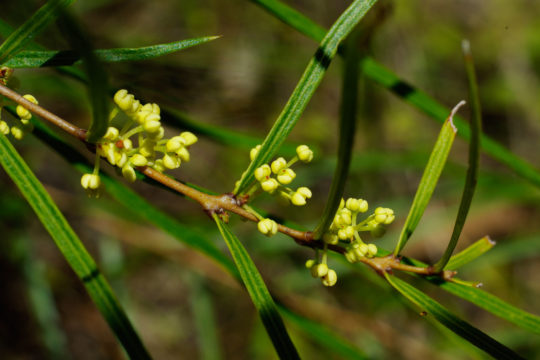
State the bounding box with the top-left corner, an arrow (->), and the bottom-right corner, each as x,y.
461,39 -> 471,55
448,100 -> 466,133
486,235 -> 496,246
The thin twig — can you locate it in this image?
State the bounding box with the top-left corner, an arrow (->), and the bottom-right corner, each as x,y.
0,82 -> 453,279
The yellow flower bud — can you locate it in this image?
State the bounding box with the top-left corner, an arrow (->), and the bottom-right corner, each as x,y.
163,153 -> 180,169
310,263 -> 328,278
291,192 -> 306,206
122,165 -> 137,182
271,157 -> 287,174
180,132 -> 198,146
277,168 -> 295,184
255,164 -> 271,181
296,187 -> 312,199
115,151 -> 128,168
11,126 -> 24,140
305,259 -> 316,269
113,90 -> 135,112
16,105 -> 31,121
322,269 -> 337,287
250,144 -> 261,160
261,178 -> 279,193
323,233 -> 339,245
257,218 -> 278,236
166,137 -> 184,152
123,139 -> 133,151
81,173 -> 100,190
296,145 -> 313,162
23,94 -> 38,104
0,121 -> 9,135
130,154 -> 148,166
143,119 -> 161,134
104,127 -> 119,140
367,244 -> 378,257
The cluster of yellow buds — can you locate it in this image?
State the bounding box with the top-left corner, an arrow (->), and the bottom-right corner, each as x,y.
0,94 -> 37,140
257,218 -> 278,237
305,259 -> 337,287
80,89 -> 198,197
321,198 -> 394,263
251,144 -> 314,206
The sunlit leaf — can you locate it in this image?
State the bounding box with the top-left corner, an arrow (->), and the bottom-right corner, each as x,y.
213,214 -> 300,359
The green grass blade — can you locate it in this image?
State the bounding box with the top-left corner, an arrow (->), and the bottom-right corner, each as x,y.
433,40 -> 482,272
213,214 -> 300,359
384,273 -> 524,359
249,0 -> 326,41
312,33 -> 360,239
0,133 -> 151,359
0,0 -> 75,64
28,116 -> 238,280
4,37 -> 220,67
279,305 -> 367,359
59,12 -> 109,143
393,103 -> 462,256
444,236 -> 496,271
435,281 -> 540,335
233,0 -> 378,195
250,0 -> 540,189
386,249 -> 540,335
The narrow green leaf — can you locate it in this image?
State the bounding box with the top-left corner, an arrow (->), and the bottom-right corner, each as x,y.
4,37 -> 220,68
250,0 -> 326,41
279,305 -> 367,360
435,281 -> 540,336
0,133 -> 151,359
250,0 -> 540,189
385,248 -> 540,335
394,103 -> 463,256
0,0 -> 75,64
312,33 -> 360,239
233,0 -> 378,195
433,40 -> 482,272
213,214 -> 300,360
384,273 -> 524,359
27,117 -> 238,280
444,236 -> 496,271
59,12 -> 109,143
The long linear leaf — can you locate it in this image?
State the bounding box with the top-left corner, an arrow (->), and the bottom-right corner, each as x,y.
313,32 -> 360,239
0,133 -> 151,359
394,103 -> 463,256
435,281 -> 540,335
0,0 -> 75,64
233,0 -> 378,195
213,214 -> 300,359
389,247 -> 540,335
384,273 -> 524,359
249,0 -> 540,189
444,236 -> 496,271
4,37 -> 219,68
433,40 -> 482,272
27,116 -> 238,280
59,12 -> 109,143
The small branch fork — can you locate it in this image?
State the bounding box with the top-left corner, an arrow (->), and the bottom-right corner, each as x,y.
0,83 -> 455,281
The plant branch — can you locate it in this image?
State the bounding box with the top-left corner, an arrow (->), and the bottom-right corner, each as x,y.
0,82 -> 455,280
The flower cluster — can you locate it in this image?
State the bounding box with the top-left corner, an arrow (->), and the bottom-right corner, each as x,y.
80,89 -> 198,197
251,144 -> 314,206
0,93 -> 36,140
303,198 -> 395,287
305,259 -> 337,287
322,198 -> 394,263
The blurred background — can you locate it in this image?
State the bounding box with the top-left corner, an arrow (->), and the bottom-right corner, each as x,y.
1,0 -> 539,359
